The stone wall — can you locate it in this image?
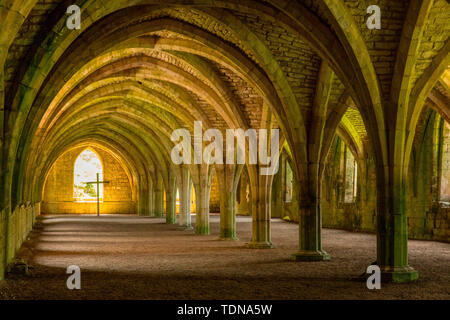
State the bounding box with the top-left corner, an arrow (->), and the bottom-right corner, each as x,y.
271,132 -> 449,243
321,139 -> 378,233
270,153 -> 301,222
407,114 -> 450,242
0,203 -> 40,280
41,147 -> 135,215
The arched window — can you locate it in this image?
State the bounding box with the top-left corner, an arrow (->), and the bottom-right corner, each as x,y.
191,184 -> 196,213
285,160 -> 293,203
176,188 -> 180,214
344,146 -> 357,203
440,120 -> 450,202
73,149 -> 103,202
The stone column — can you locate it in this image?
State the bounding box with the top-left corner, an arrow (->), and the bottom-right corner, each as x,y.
217,165 -> 242,240
178,166 -> 192,230
165,171 -> 177,224
377,172 -> 419,282
291,163 -> 330,261
290,60 -> 332,260
147,179 -> 154,217
138,175 -> 151,216
153,173 -> 164,218
191,164 -> 213,235
247,165 -> 274,248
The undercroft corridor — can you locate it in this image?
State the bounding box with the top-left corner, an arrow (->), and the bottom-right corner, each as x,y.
0,0 -> 448,300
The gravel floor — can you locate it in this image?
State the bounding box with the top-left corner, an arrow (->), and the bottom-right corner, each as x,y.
0,214 -> 448,300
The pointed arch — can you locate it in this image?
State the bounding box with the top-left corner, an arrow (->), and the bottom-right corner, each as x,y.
73,148 -> 104,202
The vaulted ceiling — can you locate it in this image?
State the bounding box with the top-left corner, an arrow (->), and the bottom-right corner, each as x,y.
0,0 -> 448,208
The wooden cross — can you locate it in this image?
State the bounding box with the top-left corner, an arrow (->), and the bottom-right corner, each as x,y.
85,173 -> 110,216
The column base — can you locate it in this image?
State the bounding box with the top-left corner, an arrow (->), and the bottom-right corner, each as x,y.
246,241 -> 274,249
380,265 -> 419,283
219,236 -> 239,241
166,218 -> 176,225
291,250 -> 330,261
195,226 -> 210,235
219,229 -> 237,240
178,225 -> 193,231
139,212 -> 150,217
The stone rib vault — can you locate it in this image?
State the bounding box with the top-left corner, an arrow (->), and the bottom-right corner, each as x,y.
0,0 -> 448,284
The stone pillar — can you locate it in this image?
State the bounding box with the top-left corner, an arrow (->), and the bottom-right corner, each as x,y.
153,173 -> 164,218
247,165 -> 274,248
217,165 -> 242,240
377,173 -> 418,282
191,164 -> 213,235
148,179 -> 154,217
165,171 -> 177,224
179,166 -> 192,229
138,176 -> 151,216
291,164 -> 330,261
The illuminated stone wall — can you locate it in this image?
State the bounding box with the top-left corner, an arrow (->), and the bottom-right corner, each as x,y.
42,147 -> 135,215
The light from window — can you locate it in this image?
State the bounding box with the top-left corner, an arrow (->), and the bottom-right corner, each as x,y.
344,147 -> 357,203
73,149 -> 103,202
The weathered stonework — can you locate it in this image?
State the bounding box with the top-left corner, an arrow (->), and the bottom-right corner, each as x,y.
42,146 -> 135,215
0,0 -> 448,283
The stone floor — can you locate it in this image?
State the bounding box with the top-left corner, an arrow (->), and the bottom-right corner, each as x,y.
0,214 -> 448,300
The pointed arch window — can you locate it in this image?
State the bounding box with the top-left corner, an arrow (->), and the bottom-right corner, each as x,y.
344,146 -> 357,203
73,149 -> 104,202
